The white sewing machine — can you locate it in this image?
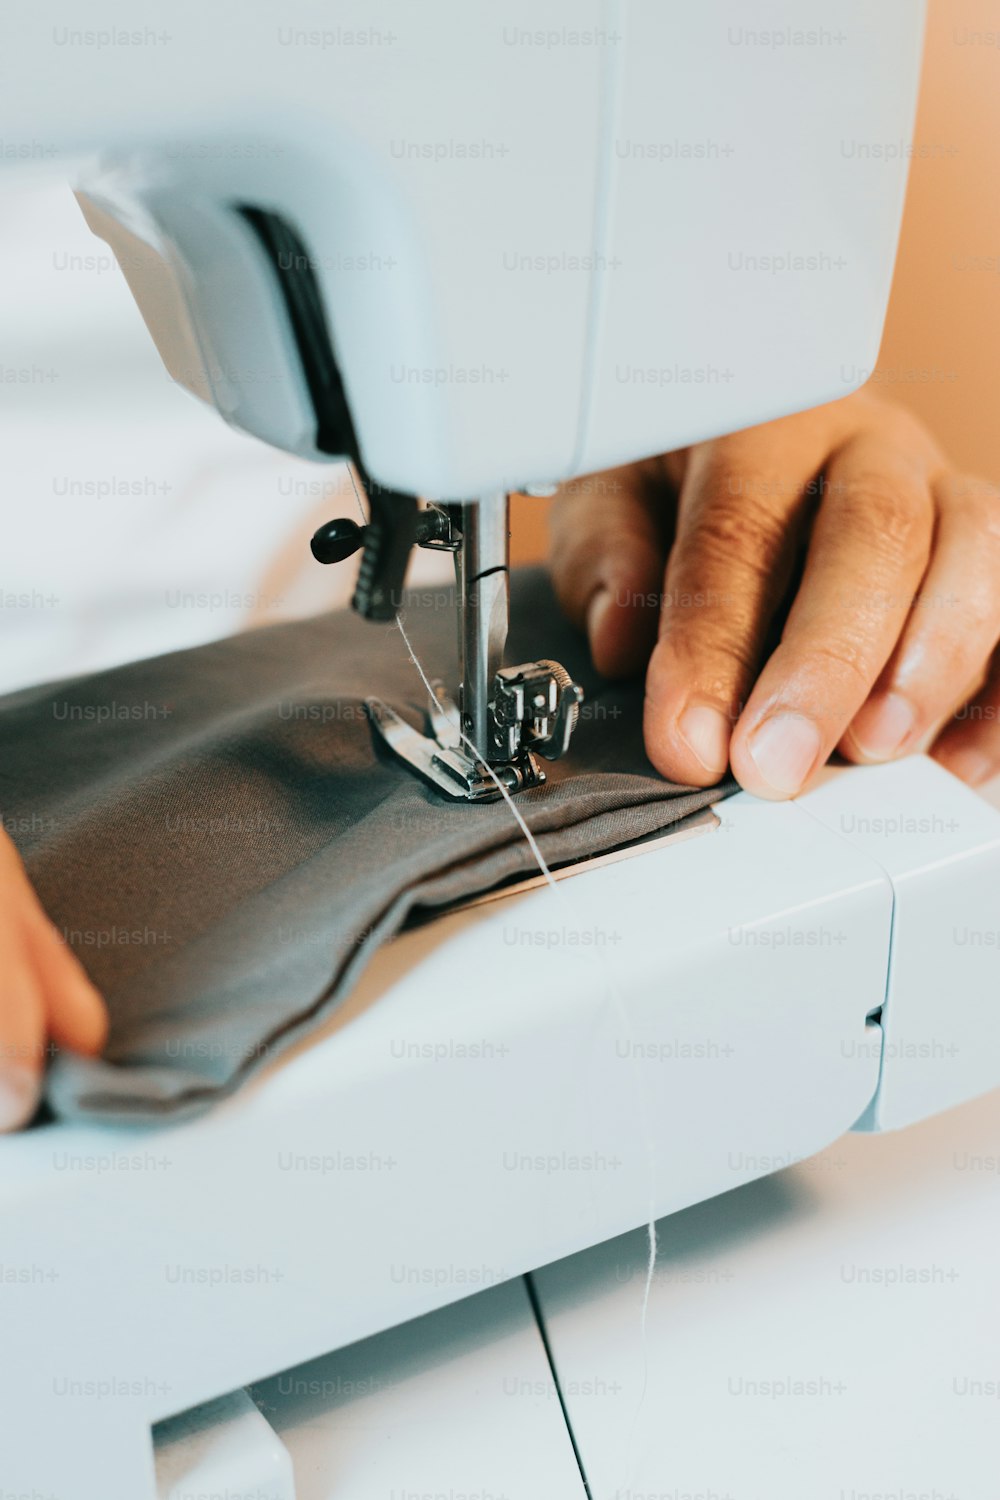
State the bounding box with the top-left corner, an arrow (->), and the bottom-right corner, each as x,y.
4,3 -> 1000,1496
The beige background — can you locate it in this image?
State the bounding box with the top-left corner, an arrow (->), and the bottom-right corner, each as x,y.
512,0 -> 1000,565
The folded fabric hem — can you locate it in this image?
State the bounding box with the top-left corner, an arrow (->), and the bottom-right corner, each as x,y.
44,777 -> 734,1125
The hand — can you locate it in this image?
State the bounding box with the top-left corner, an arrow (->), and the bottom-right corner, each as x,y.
0,826 -> 107,1130
549,390 -> 1000,797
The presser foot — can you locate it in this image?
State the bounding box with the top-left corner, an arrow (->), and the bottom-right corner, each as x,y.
314,486 -> 584,800
368,683 -> 547,803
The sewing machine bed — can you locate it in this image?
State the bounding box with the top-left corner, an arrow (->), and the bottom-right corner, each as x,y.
179,1087 -> 1000,1500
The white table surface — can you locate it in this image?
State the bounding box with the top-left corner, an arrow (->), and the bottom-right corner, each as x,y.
253,1275 -> 586,1500
533,1087 -> 1000,1500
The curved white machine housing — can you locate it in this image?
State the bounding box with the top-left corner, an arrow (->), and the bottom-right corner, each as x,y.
8,3 -> 1000,1497
4,1 -> 924,496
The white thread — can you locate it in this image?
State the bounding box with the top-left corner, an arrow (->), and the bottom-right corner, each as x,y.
345,463 -> 558,889
345,464 -> 659,1423
393,609 -> 558,891
394,604 -> 659,1426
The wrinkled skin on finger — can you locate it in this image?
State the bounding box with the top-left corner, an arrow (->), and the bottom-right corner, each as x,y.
548,390 -> 1000,797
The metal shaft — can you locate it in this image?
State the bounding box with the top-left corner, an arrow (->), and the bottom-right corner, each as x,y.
451,493 -> 510,763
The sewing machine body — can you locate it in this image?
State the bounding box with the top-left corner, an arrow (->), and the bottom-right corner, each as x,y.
3,757 -> 1000,1497
8,2 -> 1000,1495
7,1 -> 923,498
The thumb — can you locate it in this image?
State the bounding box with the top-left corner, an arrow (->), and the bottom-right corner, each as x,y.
547,460 -> 673,678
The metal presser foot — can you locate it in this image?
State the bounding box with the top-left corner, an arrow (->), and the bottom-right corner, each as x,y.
310,483 -> 583,802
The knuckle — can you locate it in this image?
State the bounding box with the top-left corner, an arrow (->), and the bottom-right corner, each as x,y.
548,534 -> 591,610
955,586 -> 999,641
549,490 -> 595,545
553,521 -> 657,585
833,473 -> 930,566
916,610 -> 996,694
683,496 -> 788,579
948,475 -> 1000,546
658,610 -> 758,685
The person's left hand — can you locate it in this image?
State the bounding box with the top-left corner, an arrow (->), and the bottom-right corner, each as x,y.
548,390 -> 1000,797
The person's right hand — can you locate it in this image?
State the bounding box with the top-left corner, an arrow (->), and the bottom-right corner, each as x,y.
0,826 -> 107,1131
549,392 -> 1000,797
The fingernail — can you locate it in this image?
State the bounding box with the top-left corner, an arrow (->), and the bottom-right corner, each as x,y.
586,587 -> 613,646
0,1064 -> 40,1132
747,712 -> 823,796
849,691 -> 917,762
938,746 -> 995,789
678,702 -> 731,776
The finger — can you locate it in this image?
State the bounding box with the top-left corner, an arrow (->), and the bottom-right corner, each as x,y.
0,917 -> 47,1130
21,897 -> 108,1056
932,646 -> 1000,787
643,427 -> 829,785
548,460 -> 670,678
839,473 -> 1000,764
0,834 -> 49,1127
729,435 -> 934,798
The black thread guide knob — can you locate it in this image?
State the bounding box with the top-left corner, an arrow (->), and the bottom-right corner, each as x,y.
309,487 -> 418,622
310,517 -> 366,564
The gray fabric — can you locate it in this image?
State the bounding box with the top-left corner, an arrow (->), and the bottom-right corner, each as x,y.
0,568 -> 734,1124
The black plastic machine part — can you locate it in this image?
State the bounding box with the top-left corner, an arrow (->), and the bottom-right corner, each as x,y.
238,205 -> 417,622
